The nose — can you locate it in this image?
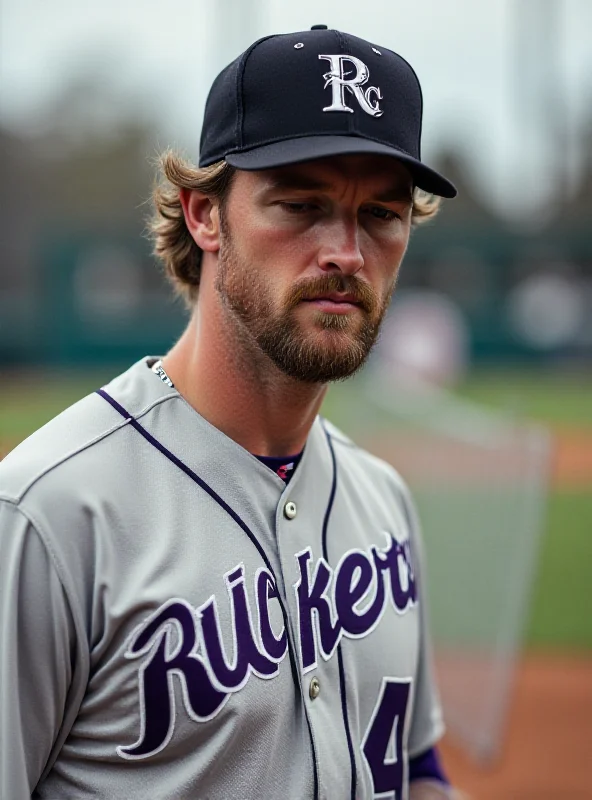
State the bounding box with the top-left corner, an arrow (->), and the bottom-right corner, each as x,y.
317,216 -> 364,276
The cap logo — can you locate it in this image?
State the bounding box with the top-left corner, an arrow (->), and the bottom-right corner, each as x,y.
318,54 -> 383,118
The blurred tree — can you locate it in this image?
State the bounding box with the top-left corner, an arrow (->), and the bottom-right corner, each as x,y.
32,74 -> 156,231
0,129 -> 43,293
429,149 -> 501,228
556,121 -> 592,229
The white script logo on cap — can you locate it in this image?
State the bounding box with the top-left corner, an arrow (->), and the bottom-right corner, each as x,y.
319,54 -> 383,118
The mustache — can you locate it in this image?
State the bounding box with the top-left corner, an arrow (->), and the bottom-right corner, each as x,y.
285,274 -> 378,314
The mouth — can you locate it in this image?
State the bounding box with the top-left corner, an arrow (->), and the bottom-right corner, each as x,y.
301,293 -> 363,313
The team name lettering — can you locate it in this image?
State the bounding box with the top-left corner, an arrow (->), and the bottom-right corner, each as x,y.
118,535 -> 415,759
295,534 -> 416,672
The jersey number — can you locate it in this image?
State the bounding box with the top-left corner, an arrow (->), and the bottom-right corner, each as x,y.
362,678 -> 412,799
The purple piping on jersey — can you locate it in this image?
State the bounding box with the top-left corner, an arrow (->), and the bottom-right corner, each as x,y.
321,421 -> 357,800
96,388 -> 319,800
96,390 -> 280,581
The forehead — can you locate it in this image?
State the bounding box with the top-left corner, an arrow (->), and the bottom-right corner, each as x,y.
236,154 -> 413,197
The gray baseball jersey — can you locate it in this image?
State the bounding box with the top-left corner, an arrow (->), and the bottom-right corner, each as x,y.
0,356 -> 444,800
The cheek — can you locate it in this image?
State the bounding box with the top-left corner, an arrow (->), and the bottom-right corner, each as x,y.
363,227 -> 410,283
234,218 -> 316,276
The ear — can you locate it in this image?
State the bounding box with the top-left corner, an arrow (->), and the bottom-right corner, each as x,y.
180,188 -> 220,253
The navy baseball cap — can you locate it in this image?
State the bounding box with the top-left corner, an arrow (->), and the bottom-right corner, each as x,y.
199,26 -> 456,198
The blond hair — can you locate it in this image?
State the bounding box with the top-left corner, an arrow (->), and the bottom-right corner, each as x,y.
149,151 -> 441,305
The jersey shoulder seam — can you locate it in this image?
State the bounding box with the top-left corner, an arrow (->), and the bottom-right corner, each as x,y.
1,393 -> 177,504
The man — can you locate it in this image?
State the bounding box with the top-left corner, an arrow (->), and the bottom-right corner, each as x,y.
0,26 -> 461,800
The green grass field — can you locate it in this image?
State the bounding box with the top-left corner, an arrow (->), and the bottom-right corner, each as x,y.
1,366 -> 590,650
455,368 -> 592,429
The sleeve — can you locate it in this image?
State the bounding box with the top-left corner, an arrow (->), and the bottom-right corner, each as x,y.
399,483 -> 446,757
409,745 -> 449,784
0,500 -> 78,798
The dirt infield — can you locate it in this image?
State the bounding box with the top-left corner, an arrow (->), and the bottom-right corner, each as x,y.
552,428 -> 592,489
440,653 -> 592,799
363,426 -> 592,491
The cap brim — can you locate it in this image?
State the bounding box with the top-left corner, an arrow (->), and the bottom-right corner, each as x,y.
225,135 -> 456,198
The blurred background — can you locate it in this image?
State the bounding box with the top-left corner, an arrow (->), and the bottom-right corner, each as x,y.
1,1 -> 590,797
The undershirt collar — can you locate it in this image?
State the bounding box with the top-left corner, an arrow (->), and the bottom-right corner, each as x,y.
254,452 -> 304,484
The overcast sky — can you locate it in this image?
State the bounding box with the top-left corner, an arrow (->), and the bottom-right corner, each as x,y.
1,0 -> 591,216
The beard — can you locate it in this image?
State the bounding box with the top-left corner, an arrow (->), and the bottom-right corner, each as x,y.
214,218 -> 396,384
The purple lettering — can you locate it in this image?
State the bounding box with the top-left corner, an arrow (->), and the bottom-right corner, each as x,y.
119,534 -> 417,762
374,536 -> 417,613
199,565 -> 278,690
335,551 -> 384,636
118,600 -> 227,759
295,549 -> 341,670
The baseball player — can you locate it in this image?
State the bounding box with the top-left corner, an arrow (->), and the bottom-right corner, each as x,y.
0,26 -> 460,800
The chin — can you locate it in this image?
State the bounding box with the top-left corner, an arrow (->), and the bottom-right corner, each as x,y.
310,312 -> 366,335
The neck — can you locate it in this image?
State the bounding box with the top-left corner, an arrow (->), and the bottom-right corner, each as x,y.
162,303 -> 327,457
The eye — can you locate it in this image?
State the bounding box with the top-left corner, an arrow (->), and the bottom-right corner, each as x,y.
364,206 -> 400,222
280,202 -> 319,214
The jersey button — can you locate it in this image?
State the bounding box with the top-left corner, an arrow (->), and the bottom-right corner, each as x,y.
309,677 -> 321,700
283,501 -> 297,520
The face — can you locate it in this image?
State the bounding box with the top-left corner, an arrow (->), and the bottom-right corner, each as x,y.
214,154 -> 413,383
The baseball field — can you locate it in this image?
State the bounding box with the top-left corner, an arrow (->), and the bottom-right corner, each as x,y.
430,370 -> 592,799
1,366 -> 590,799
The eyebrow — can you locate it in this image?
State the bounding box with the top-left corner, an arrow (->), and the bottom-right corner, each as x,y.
263,172 -> 413,202
374,187 -> 413,202
264,174 -> 333,193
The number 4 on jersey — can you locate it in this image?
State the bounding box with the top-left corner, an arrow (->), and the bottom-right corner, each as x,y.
362,678 -> 412,799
